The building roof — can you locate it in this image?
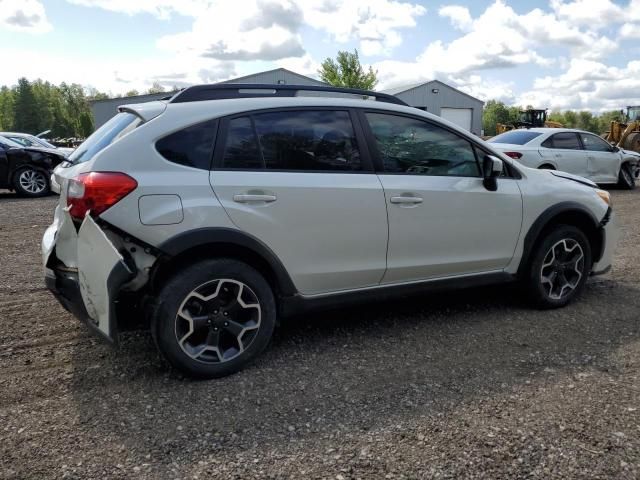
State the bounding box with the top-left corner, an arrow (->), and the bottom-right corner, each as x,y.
220,67 -> 326,86
382,79 -> 484,104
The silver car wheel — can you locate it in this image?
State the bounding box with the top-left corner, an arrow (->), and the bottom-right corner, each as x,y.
18,169 -> 47,194
175,279 -> 261,363
540,239 -> 585,300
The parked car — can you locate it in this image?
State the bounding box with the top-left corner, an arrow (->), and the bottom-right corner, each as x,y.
0,135 -> 66,196
0,131 -> 75,156
42,84 -> 617,379
488,128 -> 639,189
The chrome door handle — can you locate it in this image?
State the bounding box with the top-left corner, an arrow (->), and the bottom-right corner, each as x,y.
233,194 -> 277,203
390,196 -> 423,204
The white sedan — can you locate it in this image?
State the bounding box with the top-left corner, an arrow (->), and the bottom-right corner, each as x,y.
488,128 -> 639,189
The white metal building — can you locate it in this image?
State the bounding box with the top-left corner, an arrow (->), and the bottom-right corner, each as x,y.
383,80 -> 484,135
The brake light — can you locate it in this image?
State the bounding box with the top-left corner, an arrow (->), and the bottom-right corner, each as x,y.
504,151 -> 523,159
67,172 -> 137,220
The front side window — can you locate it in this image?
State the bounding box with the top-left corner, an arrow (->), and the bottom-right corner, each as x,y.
365,113 -> 480,176
541,132 -> 581,150
156,119 -> 217,169
580,133 -> 612,152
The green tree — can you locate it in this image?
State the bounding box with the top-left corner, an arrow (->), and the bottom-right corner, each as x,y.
482,100 -> 520,136
125,89 -> 139,97
13,78 -> 40,133
0,86 -> 14,130
318,49 -> 378,90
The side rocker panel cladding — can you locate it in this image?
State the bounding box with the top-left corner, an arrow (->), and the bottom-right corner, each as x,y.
157,227 -> 297,296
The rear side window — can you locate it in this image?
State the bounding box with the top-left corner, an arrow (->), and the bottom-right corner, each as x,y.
220,110 -> 362,171
487,130 -> 542,145
156,119 -> 217,169
254,110 -> 361,171
541,132 -> 581,150
67,112 -> 143,164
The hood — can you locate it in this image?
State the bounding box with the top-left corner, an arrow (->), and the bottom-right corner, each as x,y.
549,170 -> 597,188
10,145 -> 67,159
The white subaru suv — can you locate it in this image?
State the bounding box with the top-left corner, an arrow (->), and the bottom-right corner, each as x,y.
42,84 -> 618,378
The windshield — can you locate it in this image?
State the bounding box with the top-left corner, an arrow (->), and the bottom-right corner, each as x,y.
0,135 -> 24,149
488,130 -> 543,145
30,135 -> 57,149
67,112 -> 143,164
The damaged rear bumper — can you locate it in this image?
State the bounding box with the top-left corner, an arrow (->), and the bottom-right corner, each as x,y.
43,210 -> 135,344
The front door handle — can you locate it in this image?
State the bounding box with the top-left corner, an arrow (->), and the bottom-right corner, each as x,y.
390,196 -> 423,205
233,194 -> 277,203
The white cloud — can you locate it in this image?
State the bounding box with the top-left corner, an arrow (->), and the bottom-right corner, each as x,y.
0,0 -> 52,33
156,0 -> 305,61
517,59 -> 640,111
65,0 -> 210,19
302,0 -> 426,56
550,0 -> 623,29
438,5 -> 472,31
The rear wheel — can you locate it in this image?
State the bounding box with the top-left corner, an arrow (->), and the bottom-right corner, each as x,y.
525,225 -> 592,309
13,167 -> 49,197
618,162 -> 636,190
152,258 -> 276,379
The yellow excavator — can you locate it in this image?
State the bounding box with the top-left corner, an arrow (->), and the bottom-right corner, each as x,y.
496,109 -> 562,134
602,106 -> 640,153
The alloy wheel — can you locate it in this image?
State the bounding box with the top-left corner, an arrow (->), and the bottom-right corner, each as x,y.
18,169 -> 47,194
175,279 -> 261,363
540,238 -> 585,300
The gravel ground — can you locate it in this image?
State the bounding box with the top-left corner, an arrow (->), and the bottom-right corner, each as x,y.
1,188 -> 639,479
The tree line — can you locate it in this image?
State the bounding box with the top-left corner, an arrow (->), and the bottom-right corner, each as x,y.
0,78 -> 169,139
482,99 -> 625,137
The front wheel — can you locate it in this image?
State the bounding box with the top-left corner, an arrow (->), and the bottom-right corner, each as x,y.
525,225 -> 592,309
13,167 -> 50,197
618,163 -> 636,190
152,259 -> 276,379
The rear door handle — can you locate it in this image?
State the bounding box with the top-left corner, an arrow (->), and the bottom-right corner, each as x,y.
390,196 -> 423,204
233,194 -> 277,203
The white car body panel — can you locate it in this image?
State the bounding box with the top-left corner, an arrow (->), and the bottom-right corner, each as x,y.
378,174 -> 523,282
210,171 -> 389,294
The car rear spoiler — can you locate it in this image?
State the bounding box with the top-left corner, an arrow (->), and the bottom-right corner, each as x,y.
117,101 -> 167,123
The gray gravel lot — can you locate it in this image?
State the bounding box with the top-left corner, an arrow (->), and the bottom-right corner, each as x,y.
1,188 -> 639,479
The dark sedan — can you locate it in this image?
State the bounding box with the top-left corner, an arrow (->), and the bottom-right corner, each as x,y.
0,135 -> 67,197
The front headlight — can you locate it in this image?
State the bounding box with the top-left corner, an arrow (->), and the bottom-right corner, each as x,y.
596,189 -> 611,206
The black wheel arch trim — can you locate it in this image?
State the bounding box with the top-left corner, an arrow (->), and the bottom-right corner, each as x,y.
156,227 -> 298,296
518,201 -> 605,276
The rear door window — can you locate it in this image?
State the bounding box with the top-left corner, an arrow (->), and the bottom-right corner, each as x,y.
253,110 -> 361,171
541,132 -> 582,150
220,110 -> 363,171
156,119 -> 217,169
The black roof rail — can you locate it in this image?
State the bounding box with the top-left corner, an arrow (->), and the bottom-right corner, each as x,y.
169,83 -> 408,106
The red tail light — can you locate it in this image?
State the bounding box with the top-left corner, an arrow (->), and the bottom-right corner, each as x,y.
504,151 -> 523,159
67,172 -> 137,220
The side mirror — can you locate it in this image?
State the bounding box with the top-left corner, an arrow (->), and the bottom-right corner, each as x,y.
483,155 -> 503,191
611,145 -> 620,153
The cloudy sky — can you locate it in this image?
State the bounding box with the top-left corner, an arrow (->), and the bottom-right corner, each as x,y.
2,0 -> 639,111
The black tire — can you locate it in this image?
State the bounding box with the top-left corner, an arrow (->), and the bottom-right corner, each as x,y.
525,225 -> 592,309
618,163 -> 636,190
152,258 -> 276,379
538,164 -> 555,170
12,166 -> 50,197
